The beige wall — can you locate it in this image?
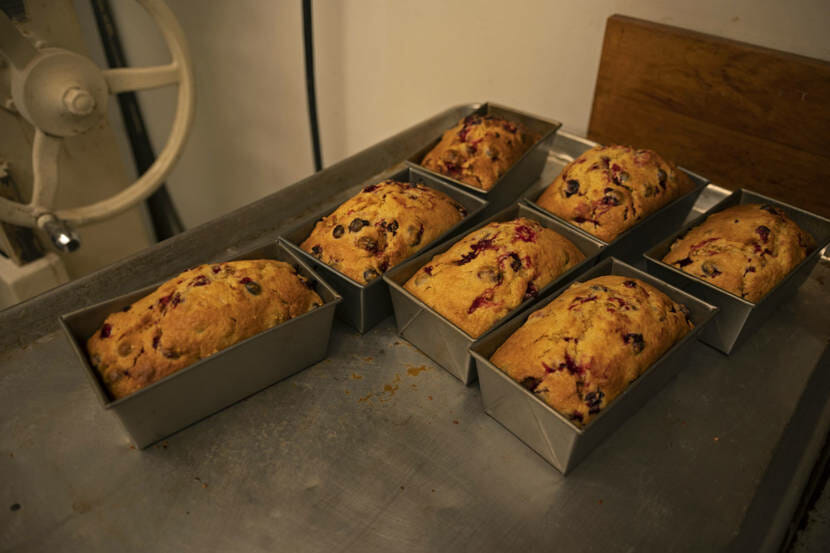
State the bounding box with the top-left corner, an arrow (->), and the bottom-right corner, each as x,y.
315,0 -> 830,162
81,0 -> 830,228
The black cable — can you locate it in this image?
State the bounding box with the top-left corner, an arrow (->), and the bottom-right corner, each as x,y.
0,0 -> 26,20
89,0 -> 184,241
302,0 -> 323,172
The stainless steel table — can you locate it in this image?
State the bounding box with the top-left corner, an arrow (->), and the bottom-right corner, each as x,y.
1,106 -> 828,552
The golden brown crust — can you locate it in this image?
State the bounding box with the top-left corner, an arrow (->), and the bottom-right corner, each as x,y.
86,260 -> 323,400
299,179 -> 466,284
490,276 -> 693,426
536,145 -> 695,242
421,114 -> 538,191
404,218 -> 584,338
662,203 -> 814,303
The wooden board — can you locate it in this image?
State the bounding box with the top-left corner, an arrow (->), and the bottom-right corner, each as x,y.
588,15 -> 830,218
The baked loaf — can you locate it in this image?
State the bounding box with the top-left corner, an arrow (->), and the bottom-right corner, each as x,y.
536,145 -> 695,242
300,179 -> 466,284
490,275 -> 693,426
421,113 -> 538,191
87,260 -> 323,400
404,218 -> 584,338
662,203 -> 815,303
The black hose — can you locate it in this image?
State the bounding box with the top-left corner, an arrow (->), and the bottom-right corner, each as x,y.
89,0 -> 185,241
302,0 -> 323,172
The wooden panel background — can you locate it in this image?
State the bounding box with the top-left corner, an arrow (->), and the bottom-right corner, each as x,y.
588,15 -> 830,218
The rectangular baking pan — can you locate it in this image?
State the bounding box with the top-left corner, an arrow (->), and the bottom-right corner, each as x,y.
406,102 -> 561,211
281,166 -> 487,334
520,132 -> 710,262
644,189 -> 830,354
470,257 -> 718,474
384,203 -> 605,385
58,241 -> 342,448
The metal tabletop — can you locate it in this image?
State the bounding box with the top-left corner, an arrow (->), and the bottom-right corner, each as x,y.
1,106 -> 829,552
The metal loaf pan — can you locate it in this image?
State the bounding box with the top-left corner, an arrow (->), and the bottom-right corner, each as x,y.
520,132 -> 710,262
59,241 -> 342,448
384,203 -> 605,385
406,102 -> 561,212
470,257 -> 718,474
644,189 -> 830,354
281,166 -> 487,334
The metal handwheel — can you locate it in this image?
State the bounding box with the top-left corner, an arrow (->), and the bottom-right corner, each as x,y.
0,0 -> 194,250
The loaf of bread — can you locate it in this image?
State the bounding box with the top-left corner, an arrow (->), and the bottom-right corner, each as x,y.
404,218 -> 584,338
421,113 -> 538,191
490,275 -> 693,426
536,145 -> 695,242
299,179 -> 467,284
662,203 -> 814,302
87,260 -> 323,400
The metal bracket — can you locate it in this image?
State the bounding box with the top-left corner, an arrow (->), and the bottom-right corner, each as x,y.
0,160 -> 43,264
